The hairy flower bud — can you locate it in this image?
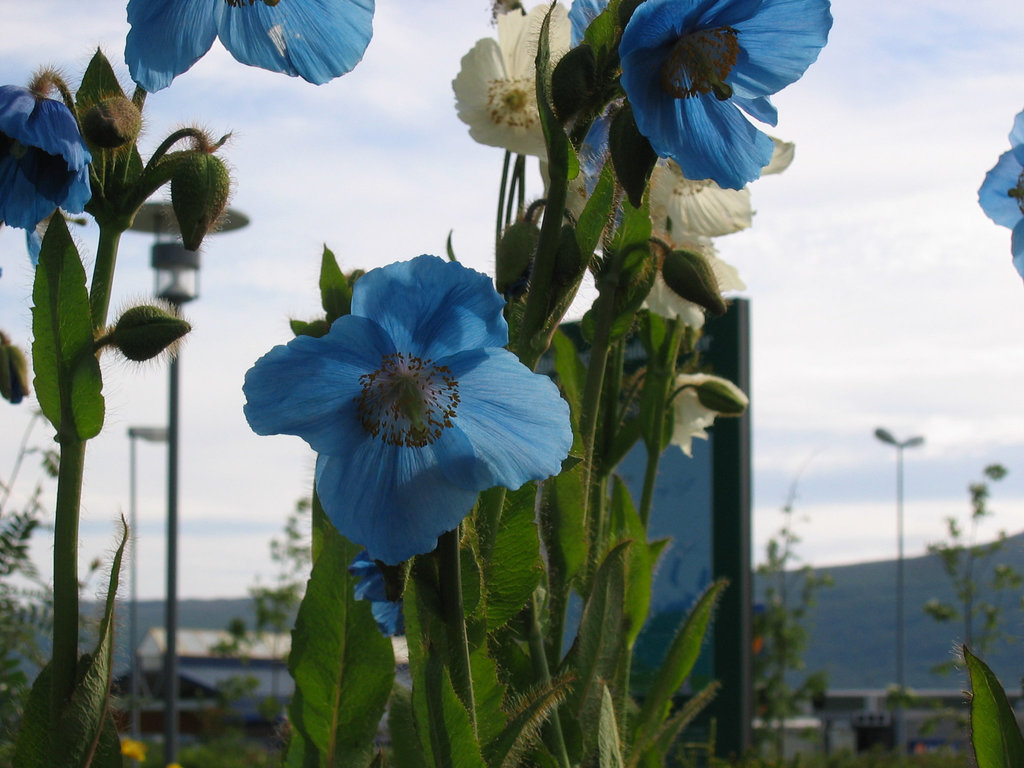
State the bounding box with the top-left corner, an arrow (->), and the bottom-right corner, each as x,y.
660,248 -> 727,317
171,153 -> 231,251
102,304 -> 191,362
81,96 -> 142,149
694,376 -> 747,415
496,220 -> 539,297
0,335 -> 31,405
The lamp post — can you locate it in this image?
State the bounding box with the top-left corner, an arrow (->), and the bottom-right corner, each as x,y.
873,427 -> 924,756
131,202 -> 248,764
127,426 -> 167,759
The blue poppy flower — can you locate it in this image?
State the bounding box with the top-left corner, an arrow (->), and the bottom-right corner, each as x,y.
349,551 -> 404,636
619,0 -> 831,190
0,86 -> 91,231
978,109 -> 1024,280
125,0 -> 375,93
244,255 -> 572,564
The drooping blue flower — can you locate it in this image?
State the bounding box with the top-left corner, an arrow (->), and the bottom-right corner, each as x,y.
349,551 -> 404,636
0,86 -> 91,231
569,0 -> 607,46
125,0 -> 375,93
978,109 -> 1024,280
244,255 -> 572,564
619,0 -> 831,190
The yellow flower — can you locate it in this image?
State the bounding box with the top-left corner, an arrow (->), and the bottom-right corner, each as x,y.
120,738 -> 147,760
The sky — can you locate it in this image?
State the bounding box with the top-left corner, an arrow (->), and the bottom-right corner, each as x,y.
2,0 -> 1024,601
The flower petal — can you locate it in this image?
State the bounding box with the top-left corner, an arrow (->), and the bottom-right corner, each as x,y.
1012,218 -> 1024,281
351,255 -> 508,359
217,0 -> 374,85
979,149 -> 1023,230
242,314 -> 395,455
125,0 -> 219,93
441,347 -> 572,490
315,440 -> 480,564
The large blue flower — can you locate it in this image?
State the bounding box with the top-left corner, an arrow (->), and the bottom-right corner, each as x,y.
619,0 -> 831,190
349,551 -> 404,636
0,86 -> 91,231
244,255 -> 572,564
125,0 -> 375,93
978,109 -> 1024,280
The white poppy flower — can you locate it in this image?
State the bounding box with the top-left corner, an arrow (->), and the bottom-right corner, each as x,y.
671,373 -> 748,457
453,4 -> 571,157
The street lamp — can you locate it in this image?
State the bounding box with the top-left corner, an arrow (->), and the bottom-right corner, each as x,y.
130,201 -> 248,764
127,426 -> 167,759
873,427 -> 924,755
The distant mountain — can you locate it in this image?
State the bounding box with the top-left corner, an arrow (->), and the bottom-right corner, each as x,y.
101,530 -> 1024,692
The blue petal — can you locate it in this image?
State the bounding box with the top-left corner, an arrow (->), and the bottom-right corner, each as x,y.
1010,109 -> 1024,167
728,0 -> 832,97
441,347 -> 572,491
216,0 -> 374,85
242,314 -> 395,455
126,0 -> 219,93
351,255 -> 509,360
1013,219 -> 1024,281
371,600 -> 405,636
979,149 -> 1024,229
26,227 -> 41,266
569,0 -> 608,46
315,439 -> 480,564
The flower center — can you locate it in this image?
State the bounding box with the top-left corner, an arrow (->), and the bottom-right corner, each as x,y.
1010,170 -> 1024,216
357,352 -> 460,447
487,78 -> 538,129
660,27 -> 739,101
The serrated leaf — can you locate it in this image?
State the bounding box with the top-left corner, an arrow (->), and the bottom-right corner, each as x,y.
575,163 -> 615,259
550,329 -> 586,430
286,521 -> 394,768
609,478 -> 657,647
31,216 -> 104,439
484,674 -> 572,768
319,246 -> 351,323
966,645 -> 1024,768
633,580 -> 726,752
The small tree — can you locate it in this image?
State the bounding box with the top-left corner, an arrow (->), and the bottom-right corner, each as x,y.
753,477 -> 832,762
923,464 -> 1022,674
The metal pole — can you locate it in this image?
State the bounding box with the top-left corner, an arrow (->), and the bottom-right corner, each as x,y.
129,434 -> 140,756
164,353 -> 180,763
895,445 -> 905,757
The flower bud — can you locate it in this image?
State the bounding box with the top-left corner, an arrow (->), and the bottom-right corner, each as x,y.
660,248 -> 727,317
171,153 -> 231,251
552,44 -> 596,121
694,376 -> 747,415
103,304 -> 191,362
496,220 -> 539,297
0,336 -> 31,405
81,96 -> 142,149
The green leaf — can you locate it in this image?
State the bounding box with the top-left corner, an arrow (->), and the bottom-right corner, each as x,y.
286,520 -> 394,768
484,674 -> 572,768
564,541 -> 629,756
31,216 -> 104,440
575,164 -> 616,259
319,246 -> 352,323
11,663 -> 51,767
482,485 -> 543,631
609,105 -> 657,209
388,684 -> 430,768
966,645 -> 1024,768
56,521 -> 129,768
597,684 -> 625,768
539,462 -> 587,589
609,478 -> 658,647
632,580 -> 727,753
535,5 -> 580,186
75,49 -> 126,111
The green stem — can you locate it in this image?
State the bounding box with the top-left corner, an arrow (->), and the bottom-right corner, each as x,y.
496,151 -> 512,252
89,224 -> 124,331
529,592 -> 571,768
638,448 -> 661,529
51,436 -> 86,721
438,526 -> 476,735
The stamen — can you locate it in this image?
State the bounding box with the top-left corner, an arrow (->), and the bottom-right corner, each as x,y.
1010,170 -> 1024,216
357,352 -> 460,447
660,27 -> 740,100
486,78 -> 538,129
